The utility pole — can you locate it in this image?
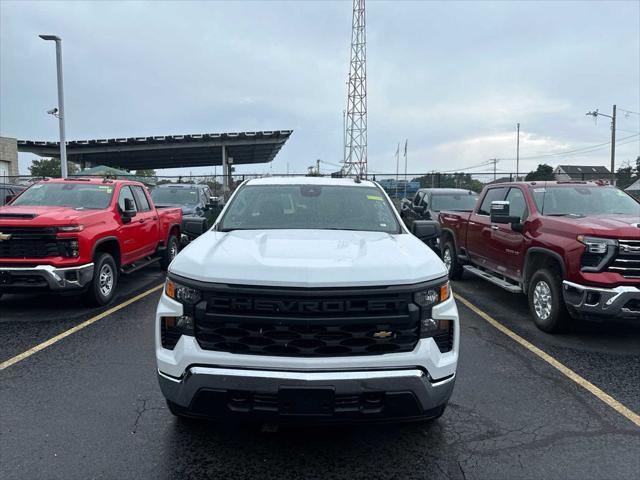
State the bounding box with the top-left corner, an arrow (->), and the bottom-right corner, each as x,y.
490,158 -> 499,181
40,34 -> 68,178
516,123 -> 520,181
316,159 -> 321,175
586,104 -> 617,184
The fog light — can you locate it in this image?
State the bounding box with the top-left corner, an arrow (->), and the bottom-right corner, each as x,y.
160,315 -> 194,350
585,292 -> 601,306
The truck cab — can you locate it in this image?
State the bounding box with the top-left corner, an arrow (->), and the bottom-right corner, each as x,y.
439,181 -> 640,332
0,178 -> 182,305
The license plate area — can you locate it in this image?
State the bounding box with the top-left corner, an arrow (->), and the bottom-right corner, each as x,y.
278,386 -> 335,415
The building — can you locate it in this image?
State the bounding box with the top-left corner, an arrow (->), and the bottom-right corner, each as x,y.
554,165 -> 610,182
626,178 -> 640,200
0,137 -> 20,178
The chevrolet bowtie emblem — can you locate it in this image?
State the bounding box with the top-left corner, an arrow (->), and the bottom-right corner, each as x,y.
373,330 -> 393,339
0,232 -> 12,242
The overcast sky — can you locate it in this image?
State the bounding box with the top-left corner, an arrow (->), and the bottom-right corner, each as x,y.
1,0 -> 639,178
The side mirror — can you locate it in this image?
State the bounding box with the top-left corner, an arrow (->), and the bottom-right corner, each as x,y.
490,201 -> 521,225
412,220 -> 441,242
121,198 -> 136,223
413,204 -> 425,214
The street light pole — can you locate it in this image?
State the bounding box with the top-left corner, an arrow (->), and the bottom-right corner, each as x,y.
39,34 -> 68,178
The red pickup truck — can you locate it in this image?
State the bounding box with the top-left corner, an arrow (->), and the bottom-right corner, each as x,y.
439,181 -> 640,332
0,178 -> 182,305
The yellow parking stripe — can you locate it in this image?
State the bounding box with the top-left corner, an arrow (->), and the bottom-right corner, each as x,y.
0,284 -> 163,371
455,293 -> 640,428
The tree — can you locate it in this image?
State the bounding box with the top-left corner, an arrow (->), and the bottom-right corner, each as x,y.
135,169 -> 156,177
29,158 -> 78,177
525,164 -> 555,181
616,164 -> 636,190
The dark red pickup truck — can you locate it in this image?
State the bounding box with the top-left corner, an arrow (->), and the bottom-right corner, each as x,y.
0,178 -> 182,305
439,181 -> 640,332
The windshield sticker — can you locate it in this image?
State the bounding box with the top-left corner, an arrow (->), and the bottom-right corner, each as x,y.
533,188 -> 546,193
32,184 -> 43,189
367,195 -> 384,201
97,186 -> 113,193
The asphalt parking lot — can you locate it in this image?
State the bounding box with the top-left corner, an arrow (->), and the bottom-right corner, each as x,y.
1,269 -> 639,480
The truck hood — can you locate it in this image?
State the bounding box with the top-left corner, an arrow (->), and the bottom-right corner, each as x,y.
0,205 -> 100,226
545,214 -> 640,239
170,229 -> 447,288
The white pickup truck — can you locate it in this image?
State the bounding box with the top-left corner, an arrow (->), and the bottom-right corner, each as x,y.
155,176 -> 459,423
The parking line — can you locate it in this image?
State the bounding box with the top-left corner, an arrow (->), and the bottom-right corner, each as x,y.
0,284 -> 164,371
455,293 -> 640,428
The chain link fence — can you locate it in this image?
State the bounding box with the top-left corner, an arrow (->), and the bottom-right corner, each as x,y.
2,171 -> 639,202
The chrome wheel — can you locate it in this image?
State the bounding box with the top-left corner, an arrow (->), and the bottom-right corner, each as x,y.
99,263 -> 114,297
443,248 -> 453,272
169,239 -> 178,261
533,280 -> 552,320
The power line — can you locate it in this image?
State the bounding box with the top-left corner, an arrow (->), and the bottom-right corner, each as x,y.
500,133 -> 639,162
618,107 -> 640,116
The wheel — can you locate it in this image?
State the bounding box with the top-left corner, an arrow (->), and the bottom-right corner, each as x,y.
160,235 -> 179,271
528,268 -> 570,333
442,240 -> 463,280
86,253 -> 118,306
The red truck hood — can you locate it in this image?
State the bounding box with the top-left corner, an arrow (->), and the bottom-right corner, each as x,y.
548,215 -> 640,239
0,205 -> 101,226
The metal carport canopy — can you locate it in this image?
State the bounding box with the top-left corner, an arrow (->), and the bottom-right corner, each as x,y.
17,130 -> 292,170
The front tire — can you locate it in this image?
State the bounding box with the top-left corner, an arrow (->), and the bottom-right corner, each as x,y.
86,253 -> 118,306
160,235 -> 179,271
528,268 -> 570,333
442,240 -> 463,280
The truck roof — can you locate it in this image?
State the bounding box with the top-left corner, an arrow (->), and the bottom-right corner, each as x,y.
246,176 -> 377,187
37,177 -> 142,185
490,180 -> 609,188
418,188 -> 477,195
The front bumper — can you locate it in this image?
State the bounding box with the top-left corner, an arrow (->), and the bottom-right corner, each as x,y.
158,366 -> 455,422
0,263 -> 94,292
563,281 -> 640,320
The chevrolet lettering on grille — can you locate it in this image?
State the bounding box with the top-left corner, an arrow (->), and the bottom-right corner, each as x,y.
210,297 -> 407,314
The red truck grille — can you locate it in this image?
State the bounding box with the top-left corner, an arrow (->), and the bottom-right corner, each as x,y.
608,240 -> 640,279
0,227 -> 62,259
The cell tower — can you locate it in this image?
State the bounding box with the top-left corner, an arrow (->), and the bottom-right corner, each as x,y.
342,0 -> 367,178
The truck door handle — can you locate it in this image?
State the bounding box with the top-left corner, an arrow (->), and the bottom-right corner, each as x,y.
138,218 -> 146,224
491,225 -> 499,230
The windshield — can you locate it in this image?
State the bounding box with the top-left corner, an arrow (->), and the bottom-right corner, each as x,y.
150,187 -> 199,206
531,186 -> 640,216
430,193 -> 478,212
219,184 -> 401,233
10,183 -> 114,209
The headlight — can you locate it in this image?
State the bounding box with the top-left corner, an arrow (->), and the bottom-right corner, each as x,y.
160,315 -> 195,350
165,278 -> 202,304
414,282 -> 451,307
414,282 -> 454,352
577,235 -> 616,271
57,225 -> 84,232
577,235 -> 617,254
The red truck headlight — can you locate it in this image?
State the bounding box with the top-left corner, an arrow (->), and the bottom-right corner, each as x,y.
577,235 -> 617,271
